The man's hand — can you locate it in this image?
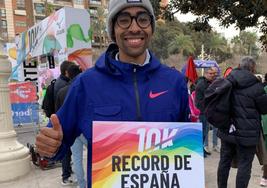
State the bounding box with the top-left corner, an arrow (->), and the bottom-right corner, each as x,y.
35,114 -> 63,158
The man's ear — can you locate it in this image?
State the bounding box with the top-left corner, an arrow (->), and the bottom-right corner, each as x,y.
65,70 -> 69,77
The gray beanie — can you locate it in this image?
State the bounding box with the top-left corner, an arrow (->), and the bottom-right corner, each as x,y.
107,0 -> 156,41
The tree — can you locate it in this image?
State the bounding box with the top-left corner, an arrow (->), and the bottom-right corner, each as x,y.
207,33 -> 228,59
186,30 -> 232,63
150,0 -> 161,19
168,33 -> 195,60
166,0 -> 267,51
231,31 -> 260,57
44,1 -> 55,16
231,35 -> 247,55
150,22 -> 174,60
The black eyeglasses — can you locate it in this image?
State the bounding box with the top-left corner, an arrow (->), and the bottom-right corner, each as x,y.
115,12 -> 153,29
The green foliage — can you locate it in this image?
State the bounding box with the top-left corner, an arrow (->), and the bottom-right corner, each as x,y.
150,22 -> 173,59
167,0 -> 267,51
150,19 -> 233,63
231,31 -> 260,57
150,0 -> 161,19
45,3 -> 54,16
168,34 -> 195,55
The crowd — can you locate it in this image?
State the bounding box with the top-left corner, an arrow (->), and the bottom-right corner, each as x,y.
35,0 -> 267,188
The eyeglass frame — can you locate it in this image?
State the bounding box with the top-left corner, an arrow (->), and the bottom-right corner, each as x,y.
113,11 -> 153,30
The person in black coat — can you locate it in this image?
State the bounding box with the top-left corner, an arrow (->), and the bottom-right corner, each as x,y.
195,67 -> 217,156
55,63 -> 81,186
217,56 -> 267,188
55,64 -> 82,110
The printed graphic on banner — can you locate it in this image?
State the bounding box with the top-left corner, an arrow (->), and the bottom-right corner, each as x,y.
9,82 -> 39,125
5,43 -> 20,81
15,7 -> 92,76
11,103 -> 39,125
92,122 -> 204,188
65,7 -> 93,70
9,82 -> 37,103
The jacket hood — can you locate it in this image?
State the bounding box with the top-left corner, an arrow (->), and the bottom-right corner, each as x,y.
228,68 -> 259,89
95,43 -> 161,79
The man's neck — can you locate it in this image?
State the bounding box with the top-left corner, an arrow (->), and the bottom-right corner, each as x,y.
115,50 -> 151,66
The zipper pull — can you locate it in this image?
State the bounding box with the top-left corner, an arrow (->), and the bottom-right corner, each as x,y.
133,68 -> 137,73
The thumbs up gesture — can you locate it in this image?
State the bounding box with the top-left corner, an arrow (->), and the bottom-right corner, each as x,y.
36,114 -> 63,158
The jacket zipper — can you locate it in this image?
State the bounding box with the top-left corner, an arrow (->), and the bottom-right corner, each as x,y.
133,68 -> 142,121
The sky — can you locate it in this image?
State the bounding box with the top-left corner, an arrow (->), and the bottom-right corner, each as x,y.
175,13 -> 260,40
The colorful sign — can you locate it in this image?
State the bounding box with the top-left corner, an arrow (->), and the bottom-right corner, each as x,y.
13,6 -> 92,96
92,121 -> 204,188
10,103 -> 39,125
9,82 -> 39,125
16,7 -> 92,73
65,7 -> 93,70
5,43 -> 20,81
9,82 -> 37,103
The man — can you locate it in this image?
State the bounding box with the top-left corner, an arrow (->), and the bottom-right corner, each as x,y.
55,64 -> 83,186
217,57 -> 267,188
195,67 -> 217,156
54,60 -> 75,100
35,0 -> 189,187
204,67 -> 220,153
54,60 -> 75,186
55,64 -> 81,109
260,73 -> 267,186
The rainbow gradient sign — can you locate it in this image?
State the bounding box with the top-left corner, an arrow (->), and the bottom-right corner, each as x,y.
92,121 -> 204,188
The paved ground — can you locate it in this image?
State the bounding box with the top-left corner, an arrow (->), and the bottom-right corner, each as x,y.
0,125 -> 262,188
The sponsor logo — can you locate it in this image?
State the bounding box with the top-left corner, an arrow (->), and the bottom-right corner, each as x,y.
149,90 -> 168,99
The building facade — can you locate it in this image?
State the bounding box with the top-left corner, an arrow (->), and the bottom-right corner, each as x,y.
0,0 -> 34,41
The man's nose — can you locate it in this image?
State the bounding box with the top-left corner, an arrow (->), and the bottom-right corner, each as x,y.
128,19 -> 141,32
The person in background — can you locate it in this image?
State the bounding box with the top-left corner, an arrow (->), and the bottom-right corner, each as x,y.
71,134 -> 87,188
35,1 -> 190,187
260,73 -> 267,187
204,67 -> 220,153
54,61 -> 75,100
55,64 -> 84,187
54,60 -> 76,186
217,57 -> 267,188
195,67 -> 217,157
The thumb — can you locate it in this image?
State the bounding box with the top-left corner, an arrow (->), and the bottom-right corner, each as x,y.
50,114 -> 62,132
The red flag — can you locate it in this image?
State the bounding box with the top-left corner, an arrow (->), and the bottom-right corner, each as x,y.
185,56 -> 198,83
223,67 -> 233,78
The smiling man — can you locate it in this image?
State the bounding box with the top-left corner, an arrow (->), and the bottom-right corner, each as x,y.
35,0 -> 190,187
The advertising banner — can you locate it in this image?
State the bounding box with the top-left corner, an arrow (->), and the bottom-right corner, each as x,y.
5,43 -> 20,81
9,82 -> 39,125
65,7 -> 92,70
11,103 -> 39,125
9,82 -> 37,103
92,121 -> 204,188
19,8 -> 66,58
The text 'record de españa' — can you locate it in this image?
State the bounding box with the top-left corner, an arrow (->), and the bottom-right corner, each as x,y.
92,121 -> 204,188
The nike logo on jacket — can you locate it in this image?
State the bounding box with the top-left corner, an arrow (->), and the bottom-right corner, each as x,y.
149,90 -> 168,99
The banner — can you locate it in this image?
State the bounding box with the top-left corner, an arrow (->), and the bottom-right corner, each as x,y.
11,103 -> 39,125
92,121 -> 204,188
16,7 -> 92,76
9,82 -> 37,103
65,7 -> 92,70
5,43 -> 20,81
9,82 -> 39,125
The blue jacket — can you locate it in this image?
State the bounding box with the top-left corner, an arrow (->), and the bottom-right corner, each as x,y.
50,43 -> 189,187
